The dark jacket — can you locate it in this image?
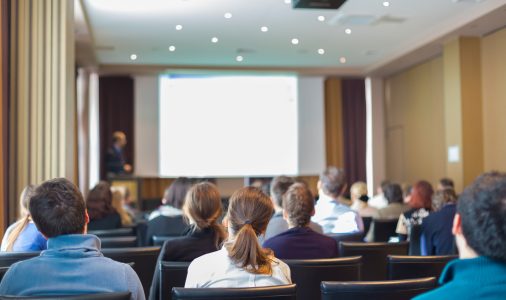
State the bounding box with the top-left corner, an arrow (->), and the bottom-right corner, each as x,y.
106,146 -> 125,174
421,203 -> 457,255
88,212 -> 122,231
145,215 -> 189,246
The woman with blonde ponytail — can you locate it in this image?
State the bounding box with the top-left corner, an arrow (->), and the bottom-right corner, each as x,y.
1,185 -> 47,251
184,186 -> 291,288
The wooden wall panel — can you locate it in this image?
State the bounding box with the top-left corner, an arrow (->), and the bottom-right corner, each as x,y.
324,78 -> 344,168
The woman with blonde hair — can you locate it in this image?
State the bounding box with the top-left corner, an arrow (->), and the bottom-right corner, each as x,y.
111,186 -> 133,227
1,185 -> 47,251
184,186 -> 291,288
350,181 -> 377,217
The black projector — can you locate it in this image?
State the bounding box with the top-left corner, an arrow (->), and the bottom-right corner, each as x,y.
292,0 -> 346,9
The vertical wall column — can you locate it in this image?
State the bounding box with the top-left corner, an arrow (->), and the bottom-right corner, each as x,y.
0,0 -> 8,234
443,37 -> 483,192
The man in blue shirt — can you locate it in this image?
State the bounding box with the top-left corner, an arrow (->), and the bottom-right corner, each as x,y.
0,178 -> 145,299
415,172 -> 506,300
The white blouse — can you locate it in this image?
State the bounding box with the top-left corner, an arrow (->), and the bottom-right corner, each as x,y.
185,246 -> 292,288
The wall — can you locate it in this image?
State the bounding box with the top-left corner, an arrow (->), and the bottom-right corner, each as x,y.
384,57 -> 446,186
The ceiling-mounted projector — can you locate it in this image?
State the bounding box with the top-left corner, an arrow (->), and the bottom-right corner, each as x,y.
292,0 -> 347,9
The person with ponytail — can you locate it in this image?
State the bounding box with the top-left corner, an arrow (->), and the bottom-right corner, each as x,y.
184,186 -> 291,288
1,185 -> 47,251
149,182 -> 227,300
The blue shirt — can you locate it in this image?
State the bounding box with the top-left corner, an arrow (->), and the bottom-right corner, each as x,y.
263,226 -> 338,260
0,222 -> 47,251
312,193 -> 364,234
421,203 -> 456,255
0,234 -> 145,299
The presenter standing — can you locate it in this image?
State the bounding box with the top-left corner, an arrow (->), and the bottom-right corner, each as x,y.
106,131 -> 132,175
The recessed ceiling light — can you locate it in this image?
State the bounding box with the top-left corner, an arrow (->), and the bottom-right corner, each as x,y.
224,12 -> 232,19
175,24 -> 183,30
284,0 -> 291,4
345,28 -> 352,34
236,55 -> 243,62
130,54 -> 137,60
211,37 -> 219,43
318,16 -> 325,22
168,45 -> 176,52
318,48 -> 325,55
382,1 -> 390,7
291,38 -> 299,45
261,26 -> 269,32
339,57 -> 347,63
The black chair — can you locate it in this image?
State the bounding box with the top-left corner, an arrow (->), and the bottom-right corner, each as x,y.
88,227 -> 135,237
102,247 -> 160,297
320,277 -> 437,300
339,242 -> 409,280
172,284 -> 297,300
388,255 -> 458,280
152,235 -> 182,247
408,225 -> 422,255
327,232 -> 364,252
283,256 -> 361,300
100,236 -> 137,248
0,266 -> 9,283
160,261 -> 191,300
372,219 -> 399,242
0,252 -> 40,267
0,292 -> 131,300
362,217 -> 372,235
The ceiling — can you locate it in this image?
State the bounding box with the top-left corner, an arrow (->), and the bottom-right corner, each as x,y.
77,0 -> 506,75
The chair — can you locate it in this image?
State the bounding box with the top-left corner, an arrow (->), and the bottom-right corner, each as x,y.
100,236 -> 137,248
327,232 -> 364,252
102,247 -> 160,297
0,292 -> 131,300
0,266 -> 9,283
408,225 -> 422,255
339,242 -> 409,280
362,217 -> 372,235
388,255 -> 458,280
88,227 -> 135,237
0,252 -> 40,267
283,256 -> 361,300
152,235 -> 182,247
372,219 -> 398,242
172,284 -> 297,300
320,277 -> 436,300
160,261 -> 191,300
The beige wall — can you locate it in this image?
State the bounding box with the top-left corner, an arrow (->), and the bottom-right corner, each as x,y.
482,28 -> 506,172
384,57 -> 446,187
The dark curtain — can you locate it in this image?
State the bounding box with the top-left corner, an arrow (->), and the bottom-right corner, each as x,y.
341,79 -> 367,190
99,76 -> 134,180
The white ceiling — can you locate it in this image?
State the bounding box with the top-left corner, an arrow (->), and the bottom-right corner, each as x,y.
79,0 -> 506,75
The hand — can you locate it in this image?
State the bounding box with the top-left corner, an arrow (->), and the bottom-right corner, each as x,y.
124,164 -> 132,173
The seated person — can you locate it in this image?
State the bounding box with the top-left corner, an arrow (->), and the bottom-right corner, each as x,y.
86,181 -> 122,231
263,183 -> 337,259
262,176 -> 322,242
368,180 -> 391,209
396,180 -> 433,241
414,172 -> 506,300
111,187 -> 133,227
185,187 -> 291,288
350,181 -> 378,218
149,182 -> 227,300
312,167 -> 363,234
437,177 -> 455,192
0,178 -> 144,299
421,188 -> 458,255
1,185 -> 47,252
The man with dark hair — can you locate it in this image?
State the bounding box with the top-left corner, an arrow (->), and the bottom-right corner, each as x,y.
437,177 -> 455,191
263,183 -> 337,259
415,172 -> 506,300
0,178 -> 145,299
312,167 -> 363,234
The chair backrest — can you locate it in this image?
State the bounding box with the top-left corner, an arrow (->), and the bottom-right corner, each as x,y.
362,217 -> 372,235
0,251 -> 40,268
284,256 -> 361,300
408,225 -> 422,255
320,277 -> 436,300
327,232 -> 364,252
339,242 -> 409,280
102,247 -> 160,297
372,219 -> 398,242
0,266 -> 9,283
0,292 -> 131,300
172,284 -> 297,300
100,236 -> 137,248
88,227 -> 135,238
152,236 -> 182,247
160,261 -> 191,300
387,255 -> 458,280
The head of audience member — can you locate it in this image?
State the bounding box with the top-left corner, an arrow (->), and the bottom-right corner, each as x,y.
377,180 -> 391,195
29,178 -> 88,238
409,180 -> 434,210
225,187 -> 274,274
350,181 -> 368,203
432,188 -> 457,211
111,187 -> 133,226
403,185 -> 413,204
86,181 -> 115,220
183,182 -> 226,246
453,172 -> 506,261
282,183 -> 315,228
5,185 -> 37,251
318,166 -> 347,199
383,183 -> 404,205
269,176 -> 295,210
438,177 -> 455,191
162,177 -> 192,209
112,131 -> 127,149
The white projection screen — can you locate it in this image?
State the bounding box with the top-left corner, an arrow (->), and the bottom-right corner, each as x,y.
159,75 -> 299,177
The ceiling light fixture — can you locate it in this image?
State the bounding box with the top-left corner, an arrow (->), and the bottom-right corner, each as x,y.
168,46 -> 176,52
382,1 -> 390,7
318,16 -> 325,22
211,37 -> 219,43
291,38 -> 299,45
318,48 -> 325,55
345,28 -> 352,34
339,57 -> 347,63
224,12 -> 232,19
130,54 -> 137,60
261,26 -> 269,32
236,55 -> 244,62
175,24 -> 183,30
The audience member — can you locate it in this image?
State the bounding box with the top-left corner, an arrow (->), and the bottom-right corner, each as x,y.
312,167 -> 363,234
369,180 -> 391,209
1,185 -> 47,252
185,187 -> 291,288
403,185 -> 413,204
263,183 -> 337,259
421,188 -> 458,255
111,187 -> 133,227
437,177 -> 455,191
396,180 -> 433,240
414,172 -> 506,300
350,181 -> 377,217
0,178 -> 144,298
263,176 -> 322,241
149,182 -> 227,299
86,181 -> 122,231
